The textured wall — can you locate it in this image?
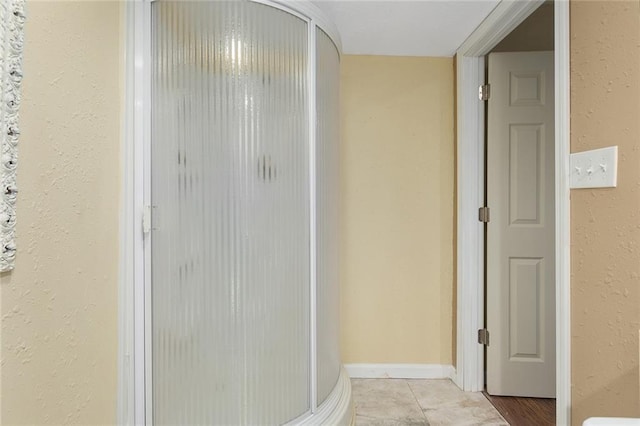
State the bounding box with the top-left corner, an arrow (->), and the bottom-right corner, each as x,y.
0,2 -> 121,424
340,55 -> 454,364
570,1 -> 640,424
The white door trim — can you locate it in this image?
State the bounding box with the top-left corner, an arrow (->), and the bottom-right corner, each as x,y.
454,0 -> 570,425
554,2 -> 572,424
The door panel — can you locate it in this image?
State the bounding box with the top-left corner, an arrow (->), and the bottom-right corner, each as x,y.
509,124 -> 543,226
509,257 -> 544,361
486,51 -> 555,398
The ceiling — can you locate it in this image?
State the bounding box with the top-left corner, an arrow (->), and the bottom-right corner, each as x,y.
312,0 -> 501,57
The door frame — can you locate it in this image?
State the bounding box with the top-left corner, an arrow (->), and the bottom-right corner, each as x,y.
453,0 -> 570,425
118,2 -> 150,425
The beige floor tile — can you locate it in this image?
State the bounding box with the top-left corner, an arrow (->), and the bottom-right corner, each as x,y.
351,379 -> 428,424
407,379 -> 508,426
350,378 -> 508,426
419,404 -> 507,426
406,379 -> 474,408
355,415 -> 429,426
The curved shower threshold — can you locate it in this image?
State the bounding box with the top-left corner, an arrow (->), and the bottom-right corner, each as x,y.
291,367 -> 354,426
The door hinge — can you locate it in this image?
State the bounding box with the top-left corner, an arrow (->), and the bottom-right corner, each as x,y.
479,84 -> 490,101
478,329 -> 490,346
142,205 -> 152,235
478,206 -> 490,223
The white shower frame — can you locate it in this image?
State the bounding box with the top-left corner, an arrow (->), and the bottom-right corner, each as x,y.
119,1 -> 348,425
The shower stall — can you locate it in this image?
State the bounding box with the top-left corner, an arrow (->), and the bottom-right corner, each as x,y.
134,0 -> 351,424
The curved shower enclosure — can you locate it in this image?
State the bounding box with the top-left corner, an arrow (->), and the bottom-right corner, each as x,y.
145,1 -> 351,424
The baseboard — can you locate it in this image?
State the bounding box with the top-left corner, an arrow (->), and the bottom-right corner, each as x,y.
344,363 -> 456,380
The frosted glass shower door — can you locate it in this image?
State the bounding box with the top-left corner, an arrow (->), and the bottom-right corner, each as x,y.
150,2 -> 310,424
315,28 -> 341,405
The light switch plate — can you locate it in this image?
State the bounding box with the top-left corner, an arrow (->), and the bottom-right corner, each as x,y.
570,146 -> 618,189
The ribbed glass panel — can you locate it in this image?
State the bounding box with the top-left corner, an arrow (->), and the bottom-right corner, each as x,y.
150,2 -> 309,424
315,28 -> 341,405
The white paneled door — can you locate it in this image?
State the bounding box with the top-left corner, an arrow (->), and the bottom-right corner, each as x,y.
486,51 -> 556,398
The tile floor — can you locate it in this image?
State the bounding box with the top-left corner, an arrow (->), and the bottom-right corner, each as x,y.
351,379 -> 508,426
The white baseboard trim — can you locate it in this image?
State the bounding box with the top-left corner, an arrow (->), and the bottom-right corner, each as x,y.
344,364 -> 456,380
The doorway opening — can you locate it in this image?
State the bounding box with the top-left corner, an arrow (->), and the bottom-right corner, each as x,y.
454,0 -> 570,424
481,2 -> 556,425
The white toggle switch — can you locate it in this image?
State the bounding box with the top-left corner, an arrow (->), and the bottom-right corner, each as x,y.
570,146 -> 618,189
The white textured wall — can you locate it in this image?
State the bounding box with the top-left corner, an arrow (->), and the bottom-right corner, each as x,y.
0,2 -> 122,424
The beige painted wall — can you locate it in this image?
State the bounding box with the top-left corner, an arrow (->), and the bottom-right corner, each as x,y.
0,2 -> 122,424
570,1 -> 640,424
492,1 -> 554,53
340,56 -> 454,364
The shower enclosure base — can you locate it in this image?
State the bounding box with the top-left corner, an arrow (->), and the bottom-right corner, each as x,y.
292,368 -> 354,426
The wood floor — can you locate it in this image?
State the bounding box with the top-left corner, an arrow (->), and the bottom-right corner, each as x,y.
483,391 -> 556,426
